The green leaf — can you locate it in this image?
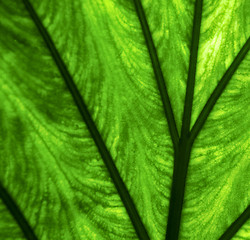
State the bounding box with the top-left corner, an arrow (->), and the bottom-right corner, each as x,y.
0,0 -> 249,240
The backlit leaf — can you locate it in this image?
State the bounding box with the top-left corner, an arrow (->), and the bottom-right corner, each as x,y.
0,0 -> 249,240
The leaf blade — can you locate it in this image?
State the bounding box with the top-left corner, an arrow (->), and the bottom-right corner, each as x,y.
1,0 -> 176,239
190,38 -> 250,143
22,1 -> 149,239
134,0 -> 179,152
0,1 -> 139,239
180,51 -> 250,239
190,0 -> 250,128
0,0 -> 249,239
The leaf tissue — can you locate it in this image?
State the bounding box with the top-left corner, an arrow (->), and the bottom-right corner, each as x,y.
0,0 -> 249,240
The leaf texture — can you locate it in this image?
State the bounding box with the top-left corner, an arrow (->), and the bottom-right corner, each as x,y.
0,0 -> 249,240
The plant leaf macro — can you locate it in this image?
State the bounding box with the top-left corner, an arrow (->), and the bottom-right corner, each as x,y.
0,0 -> 249,239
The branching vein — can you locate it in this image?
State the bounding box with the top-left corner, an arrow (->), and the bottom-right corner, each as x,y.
190,37 -> 250,144
166,1 -> 203,239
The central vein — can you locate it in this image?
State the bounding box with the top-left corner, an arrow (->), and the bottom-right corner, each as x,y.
166,1 -> 203,240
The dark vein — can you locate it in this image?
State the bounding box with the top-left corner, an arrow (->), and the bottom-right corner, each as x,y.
181,0 -> 203,138
165,139 -> 192,240
22,0 -> 149,239
133,0 -> 179,153
190,37 -> 250,144
0,182 -> 38,240
219,205 -> 250,240
166,1 -> 203,240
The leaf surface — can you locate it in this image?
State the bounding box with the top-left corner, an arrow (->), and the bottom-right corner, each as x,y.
0,0 -> 249,240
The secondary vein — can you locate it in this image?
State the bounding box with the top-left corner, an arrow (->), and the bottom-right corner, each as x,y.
166,1 -> 203,240
22,0 -> 149,239
190,37 -> 250,144
219,205 -> 250,240
181,0 -> 203,139
0,182 -> 38,240
133,0 -> 179,153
